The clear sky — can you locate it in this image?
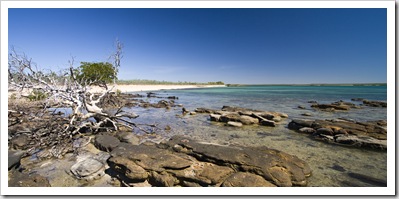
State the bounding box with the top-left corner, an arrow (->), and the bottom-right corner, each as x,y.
8,8 -> 387,84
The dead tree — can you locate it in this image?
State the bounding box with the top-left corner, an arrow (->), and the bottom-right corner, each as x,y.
111,38 -> 123,85
8,48 -> 138,137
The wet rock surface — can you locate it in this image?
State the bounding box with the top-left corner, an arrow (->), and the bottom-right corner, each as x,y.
288,118 -> 387,149
8,92 -> 387,188
308,99 -> 386,112
351,98 -> 387,107
106,135 -> 311,187
194,106 -> 288,127
8,169 -> 51,187
310,100 -> 361,111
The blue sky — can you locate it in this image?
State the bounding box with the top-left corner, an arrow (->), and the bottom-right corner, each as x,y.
8,8 -> 387,84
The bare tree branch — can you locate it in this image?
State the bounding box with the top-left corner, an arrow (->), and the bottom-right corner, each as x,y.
8,49 -> 139,139
111,38 -> 123,85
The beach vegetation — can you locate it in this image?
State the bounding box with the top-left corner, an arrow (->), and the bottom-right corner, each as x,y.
9,93 -> 17,100
207,81 -> 225,85
75,62 -> 116,85
27,90 -> 48,101
116,89 -> 122,96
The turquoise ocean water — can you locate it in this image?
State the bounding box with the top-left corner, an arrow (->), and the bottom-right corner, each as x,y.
127,85 -> 387,187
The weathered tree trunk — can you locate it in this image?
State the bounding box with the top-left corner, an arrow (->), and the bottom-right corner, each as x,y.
8,48 -> 137,137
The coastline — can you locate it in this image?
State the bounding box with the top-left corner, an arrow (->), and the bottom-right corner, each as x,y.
89,84 -> 226,93
7,84 -> 226,97
7,83 -> 387,188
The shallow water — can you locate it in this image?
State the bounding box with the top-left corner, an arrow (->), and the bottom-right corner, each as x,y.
124,85 -> 387,187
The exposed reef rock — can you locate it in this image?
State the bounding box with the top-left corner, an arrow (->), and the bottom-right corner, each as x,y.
310,101 -> 361,112
195,106 -> 288,127
107,135 -> 311,187
288,118 -> 387,149
351,98 -> 387,107
309,99 -> 387,112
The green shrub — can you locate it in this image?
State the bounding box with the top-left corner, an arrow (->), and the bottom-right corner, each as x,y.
76,62 -> 116,85
116,89 -> 122,96
27,90 -> 47,101
9,93 -> 17,100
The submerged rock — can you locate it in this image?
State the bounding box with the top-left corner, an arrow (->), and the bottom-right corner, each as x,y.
347,172 -> 387,186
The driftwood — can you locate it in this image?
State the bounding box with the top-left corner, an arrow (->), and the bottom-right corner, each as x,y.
8,48 -> 141,145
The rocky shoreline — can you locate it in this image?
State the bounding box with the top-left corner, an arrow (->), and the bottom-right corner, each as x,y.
288,118 -> 387,149
8,92 -> 387,187
9,132 -> 312,187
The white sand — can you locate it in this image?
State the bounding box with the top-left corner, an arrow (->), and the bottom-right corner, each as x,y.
7,84 -> 226,97
89,84 -> 226,93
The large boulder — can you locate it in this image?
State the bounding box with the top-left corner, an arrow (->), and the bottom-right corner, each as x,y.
116,131 -> 140,145
148,171 -> 178,187
239,115 -> 259,125
70,157 -> 105,181
168,161 -> 234,186
209,114 -> 221,122
219,112 -> 241,123
8,150 -> 25,170
108,156 -> 148,181
10,134 -> 29,150
94,134 -> 121,152
222,172 -> 276,187
195,108 -> 216,114
69,151 -> 110,181
260,119 -> 276,127
227,121 -> 243,127
111,143 -> 193,172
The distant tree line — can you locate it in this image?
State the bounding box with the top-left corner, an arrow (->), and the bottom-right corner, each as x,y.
207,81 -> 225,85
117,79 -> 225,85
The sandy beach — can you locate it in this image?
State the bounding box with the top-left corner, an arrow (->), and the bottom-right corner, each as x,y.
89,84 -> 226,93
7,84 -> 226,97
